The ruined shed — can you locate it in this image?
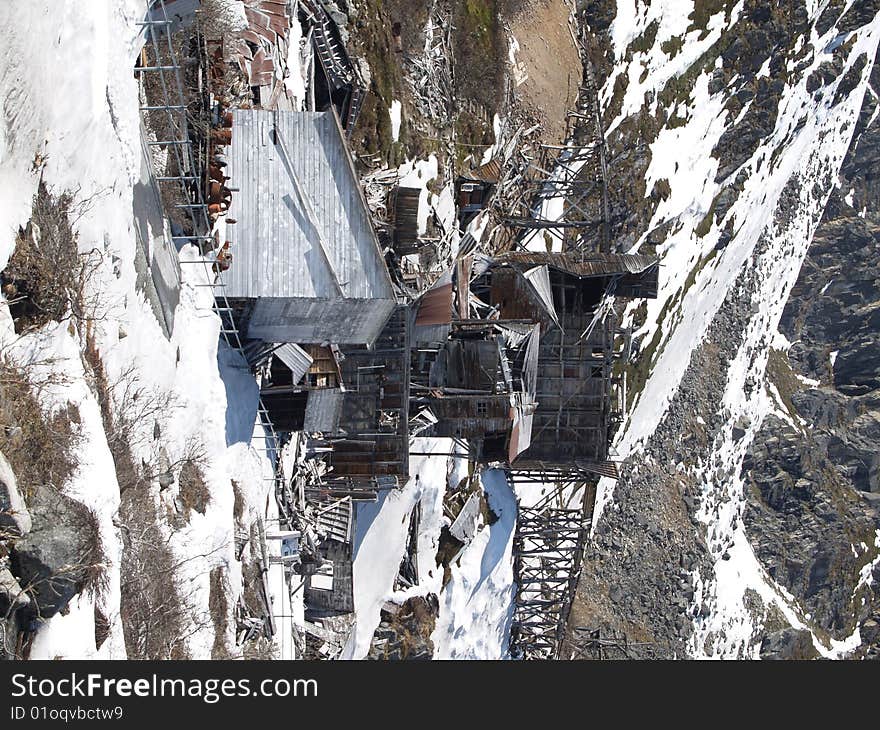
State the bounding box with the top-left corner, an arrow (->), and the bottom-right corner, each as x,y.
389,186 -> 423,254
474,252 -> 659,468
222,108 -> 396,345
304,305 -> 412,498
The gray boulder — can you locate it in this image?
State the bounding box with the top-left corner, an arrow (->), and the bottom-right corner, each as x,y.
10,483 -> 99,622
759,628 -> 819,660
0,451 -> 31,537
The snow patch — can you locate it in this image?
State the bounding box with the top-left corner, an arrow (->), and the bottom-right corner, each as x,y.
389,99 -> 402,142
431,468 -> 516,659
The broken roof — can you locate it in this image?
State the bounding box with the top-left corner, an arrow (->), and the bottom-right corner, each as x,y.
274,342 -> 313,384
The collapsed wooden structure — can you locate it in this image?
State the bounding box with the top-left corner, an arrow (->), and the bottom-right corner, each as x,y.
299,0 -> 366,135
454,61 -> 659,659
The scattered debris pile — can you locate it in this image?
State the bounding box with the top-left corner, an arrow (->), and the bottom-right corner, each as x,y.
367,595 -> 439,660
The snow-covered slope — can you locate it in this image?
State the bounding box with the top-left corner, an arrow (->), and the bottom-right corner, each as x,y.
344,439 -> 516,660
0,0 -> 293,659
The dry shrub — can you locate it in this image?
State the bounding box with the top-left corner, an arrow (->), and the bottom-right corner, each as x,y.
94,604 -> 111,651
0,354 -> 106,627
0,360 -> 79,503
90,362 -> 197,659
83,331 -> 180,494
179,460 -> 210,519
240,557 -> 266,620
118,484 -> 194,660
209,566 -> 232,659
76,502 -> 109,597
242,636 -> 277,660
232,480 -> 245,521
82,359 -> 191,658
0,183 -> 100,333
81,329 -> 208,659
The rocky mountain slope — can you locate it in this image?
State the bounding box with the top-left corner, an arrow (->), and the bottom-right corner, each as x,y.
570,0 -> 880,659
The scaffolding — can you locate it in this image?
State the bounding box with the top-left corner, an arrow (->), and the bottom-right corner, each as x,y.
135,0 -> 301,653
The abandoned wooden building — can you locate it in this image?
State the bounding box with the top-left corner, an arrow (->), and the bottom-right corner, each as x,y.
411,247 -> 657,472
303,497 -> 355,617
407,258 -> 540,463
478,251 -> 658,471
407,250 -> 659,471
455,155 -> 502,231
220,107 -> 397,346
261,304 -> 411,499
304,304 -> 411,498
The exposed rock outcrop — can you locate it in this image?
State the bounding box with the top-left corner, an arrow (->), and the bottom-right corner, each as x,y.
743,415 -> 879,640
573,0 -> 880,659
759,627 -> 820,660
739,41 -> 880,658
10,483 -> 101,626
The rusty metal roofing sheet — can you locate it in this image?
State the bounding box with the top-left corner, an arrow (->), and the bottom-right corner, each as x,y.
240,29 -> 262,46
415,267 -> 453,326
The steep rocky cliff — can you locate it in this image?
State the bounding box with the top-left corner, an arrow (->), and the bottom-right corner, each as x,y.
570,0 -> 880,658
741,37 -> 880,658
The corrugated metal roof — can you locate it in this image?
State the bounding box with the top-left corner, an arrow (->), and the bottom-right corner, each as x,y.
495,322 -> 532,349
304,388 -> 344,432
222,110 -> 395,302
496,251 -> 659,277
415,267 -> 453,326
391,186 -> 421,248
274,342 -> 313,384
